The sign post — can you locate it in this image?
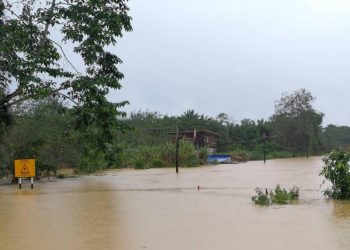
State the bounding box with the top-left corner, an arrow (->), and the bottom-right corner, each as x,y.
14,159 -> 36,189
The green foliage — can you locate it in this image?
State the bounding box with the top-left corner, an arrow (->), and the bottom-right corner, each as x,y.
1,87 -> 349,180
323,125 -> 350,151
0,0 -> 132,168
271,89 -> 324,155
178,140 -> 199,167
198,147 -> 208,163
151,159 -> 166,168
270,185 -> 293,204
320,151 -> 350,199
289,186 -> 300,200
79,149 -> 107,173
36,162 -> 57,179
134,159 -> 145,170
251,188 -> 270,206
252,185 -> 300,206
114,141 -> 200,170
115,92 -> 330,159
0,98 -> 84,178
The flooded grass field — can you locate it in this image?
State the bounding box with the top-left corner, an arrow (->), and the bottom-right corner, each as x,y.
1,156 -> 350,250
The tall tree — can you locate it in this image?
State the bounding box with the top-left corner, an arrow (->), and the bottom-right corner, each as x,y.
0,0 -> 132,149
271,89 -> 324,154
216,112 -> 229,126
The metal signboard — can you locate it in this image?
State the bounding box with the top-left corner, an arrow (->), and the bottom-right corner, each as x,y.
14,159 -> 35,178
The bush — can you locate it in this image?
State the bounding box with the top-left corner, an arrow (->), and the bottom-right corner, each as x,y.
151,159 -> 166,168
78,150 -> 107,173
320,151 -> 350,199
289,186 -> 299,200
198,147 -> 208,163
251,188 -> 270,206
252,185 -> 300,206
178,140 -> 200,167
56,173 -> 66,179
134,159 -> 145,169
270,185 -> 293,204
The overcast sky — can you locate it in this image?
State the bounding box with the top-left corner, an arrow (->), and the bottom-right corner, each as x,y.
111,0 -> 350,126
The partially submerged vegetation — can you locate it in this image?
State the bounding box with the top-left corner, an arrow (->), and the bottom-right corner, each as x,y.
118,141 -> 207,170
1,0 -> 350,187
252,185 -> 299,206
320,151 -> 350,199
1,87 -> 350,181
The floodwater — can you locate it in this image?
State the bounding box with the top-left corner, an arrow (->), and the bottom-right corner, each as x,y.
1,157 -> 350,250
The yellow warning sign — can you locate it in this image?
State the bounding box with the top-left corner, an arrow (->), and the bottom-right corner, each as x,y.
14,159 -> 35,178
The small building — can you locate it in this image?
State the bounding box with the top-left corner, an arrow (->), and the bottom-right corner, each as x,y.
169,129 -> 219,154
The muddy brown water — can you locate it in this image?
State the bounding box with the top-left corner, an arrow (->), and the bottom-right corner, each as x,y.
1,157 -> 350,250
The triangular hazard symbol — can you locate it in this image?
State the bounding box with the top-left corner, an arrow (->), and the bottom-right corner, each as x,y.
21,164 -> 30,174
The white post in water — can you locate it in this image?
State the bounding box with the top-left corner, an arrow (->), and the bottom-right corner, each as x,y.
31,177 -> 34,189
18,178 -> 22,189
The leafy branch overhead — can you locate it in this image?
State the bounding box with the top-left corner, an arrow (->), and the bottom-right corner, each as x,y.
0,0 -> 132,145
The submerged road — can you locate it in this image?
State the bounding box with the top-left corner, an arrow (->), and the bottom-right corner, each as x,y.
1,157 -> 350,250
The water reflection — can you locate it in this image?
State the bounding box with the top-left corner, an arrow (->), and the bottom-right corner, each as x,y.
0,180 -> 125,250
331,200 -> 350,218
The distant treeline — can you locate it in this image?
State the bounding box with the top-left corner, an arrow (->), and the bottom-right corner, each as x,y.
1,89 -> 350,179
118,108 -> 350,159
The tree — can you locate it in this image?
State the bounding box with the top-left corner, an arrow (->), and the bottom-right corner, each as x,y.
0,0 -> 132,150
216,113 -> 229,126
0,98 -> 83,178
271,89 -> 324,155
323,125 -> 350,151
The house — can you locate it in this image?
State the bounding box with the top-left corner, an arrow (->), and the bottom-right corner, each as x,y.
168,129 -> 219,154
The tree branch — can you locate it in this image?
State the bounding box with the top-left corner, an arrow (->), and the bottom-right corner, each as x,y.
1,87 -> 23,105
49,38 -> 82,75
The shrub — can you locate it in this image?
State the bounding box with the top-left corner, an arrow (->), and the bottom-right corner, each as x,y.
78,149 -> 107,173
251,188 -> 270,206
198,147 -> 208,162
270,185 -> 291,204
289,186 -> 299,200
179,140 -> 199,167
252,185 -> 300,206
134,159 -> 145,169
152,159 -> 166,168
320,151 -> 350,199
56,173 -> 66,179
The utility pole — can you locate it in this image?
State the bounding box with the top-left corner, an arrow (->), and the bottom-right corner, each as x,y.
263,133 -> 266,164
175,120 -> 179,173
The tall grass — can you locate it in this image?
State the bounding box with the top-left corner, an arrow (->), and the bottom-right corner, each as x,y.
114,140 -> 204,169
